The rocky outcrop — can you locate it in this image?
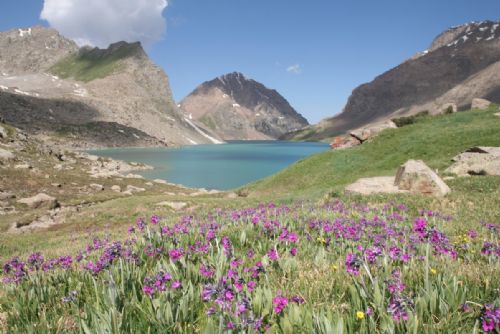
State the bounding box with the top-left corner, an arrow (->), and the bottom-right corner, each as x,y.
345,176 -> 407,195
445,147 -> 500,176
180,72 -> 308,140
288,20 -> 500,141
471,98 -> 492,110
395,160 -> 450,197
0,26 -> 217,147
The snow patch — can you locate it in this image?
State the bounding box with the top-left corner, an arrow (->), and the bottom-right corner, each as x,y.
177,103 -> 181,108
222,94 -> 229,99
480,27 -> 489,32
461,35 -> 468,42
118,129 -> 125,134
492,24 -> 499,32
132,134 -> 140,139
0,85 -> 8,90
188,113 -> 193,120
486,35 -> 494,41
18,28 -> 32,37
232,103 -> 240,108
255,113 -> 261,116
14,89 -> 32,96
184,117 -> 223,144
73,88 -> 87,97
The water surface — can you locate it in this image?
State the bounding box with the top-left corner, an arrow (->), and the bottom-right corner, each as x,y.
88,141 -> 329,190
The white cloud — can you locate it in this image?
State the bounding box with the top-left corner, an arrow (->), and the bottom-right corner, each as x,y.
40,0 -> 168,48
286,64 -> 302,74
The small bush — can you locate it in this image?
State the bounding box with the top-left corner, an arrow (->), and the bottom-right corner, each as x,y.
392,110 -> 429,127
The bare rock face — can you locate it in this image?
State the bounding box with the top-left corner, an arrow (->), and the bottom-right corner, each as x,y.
288,20 -> 500,141
0,27 -> 217,147
395,160 -> 450,197
17,193 -> 59,209
180,72 -> 309,140
446,146 -> 500,176
471,98 -> 492,110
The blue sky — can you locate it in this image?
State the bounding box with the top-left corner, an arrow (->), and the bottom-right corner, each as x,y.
1,1 -> 499,123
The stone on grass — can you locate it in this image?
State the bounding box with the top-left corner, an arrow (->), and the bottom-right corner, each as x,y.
17,193 -> 59,209
395,160 -> 450,197
89,184 -> 104,191
445,147 -> 500,176
350,121 -> 397,142
345,176 -> 407,195
0,148 -> 14,160
111,185 -> 121,193
156,201 -> 187,211
0,125 -> 7,139
471,98 -> 491,110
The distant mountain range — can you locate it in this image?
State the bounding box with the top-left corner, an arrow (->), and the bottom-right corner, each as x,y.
180,72 -> 309,140
0,26 -> 221,147
285,20 -> 500,141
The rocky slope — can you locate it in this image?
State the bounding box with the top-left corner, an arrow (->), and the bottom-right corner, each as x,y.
287,20 -> 500,141
0,26 -> 220,147
180,72 -> 308,140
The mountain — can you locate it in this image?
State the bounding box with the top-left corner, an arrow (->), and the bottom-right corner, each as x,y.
179,72 -> 308,140
286,20 -> 500,141
0,26 -> 220,147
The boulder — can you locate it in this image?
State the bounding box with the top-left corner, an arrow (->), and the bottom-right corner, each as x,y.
471,98 -> 491,110
330,136 -> 361,150
153,179 -> 168,185
345,176 -> 407,195
111,185 -> 121,193
14,164 -> 32,169
89,183 -> 104,191
0,148 -> 14,160
0,191 -> 15,201
395,160 -> 450,197
438,103 -> 457,114
155,201 -> 187,211
17,193 -> 59,209
125,185 -> 146,194
350,121 -> 397,142
445,147 -> 500,176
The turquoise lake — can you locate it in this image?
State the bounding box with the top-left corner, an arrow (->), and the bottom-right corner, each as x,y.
88,141 -> 329,190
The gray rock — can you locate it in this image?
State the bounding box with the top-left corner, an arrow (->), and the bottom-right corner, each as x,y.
89,183 -> 104,191
471,98 -> 491,110
446,146 -> 500,176
111,185 -> 121,193
17,193 -> 59,209
14,163 -> 32,169
156,201 -> 187,211
0,148 -> 14,160
349,121 -> 397,142
395,160 -> 450,197
125,185 -> 146,193
0,191 -> 15,200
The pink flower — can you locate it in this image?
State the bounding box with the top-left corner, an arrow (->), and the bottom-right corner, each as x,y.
273,295 -> 289,314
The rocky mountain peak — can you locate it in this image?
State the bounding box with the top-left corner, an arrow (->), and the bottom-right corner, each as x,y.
429,20 -> 499,52
180,72 -> 309,140
0,25 -> 78,75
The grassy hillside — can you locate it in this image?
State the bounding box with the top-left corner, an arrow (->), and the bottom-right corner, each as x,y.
246,106 -> 500,198
50,43 -> 139,82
